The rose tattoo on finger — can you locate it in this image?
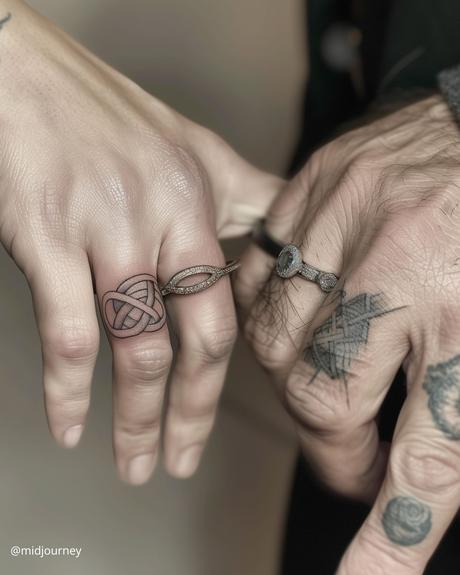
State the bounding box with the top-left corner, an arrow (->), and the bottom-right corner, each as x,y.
382,496 -> 432,546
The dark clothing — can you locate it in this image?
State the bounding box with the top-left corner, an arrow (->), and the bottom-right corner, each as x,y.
283,1 -> 460,573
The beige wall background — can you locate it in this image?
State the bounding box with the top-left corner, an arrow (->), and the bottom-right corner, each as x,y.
0,1 -> 305,574
30,0 -> 306,174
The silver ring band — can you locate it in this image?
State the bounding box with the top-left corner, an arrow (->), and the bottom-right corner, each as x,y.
276,244 -> 338,293
161,260 -> 240,297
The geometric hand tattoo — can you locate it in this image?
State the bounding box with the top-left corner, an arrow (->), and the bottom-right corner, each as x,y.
423,353 -> 460,440
382,496 -> 432,546
304,291 -> 401,404
102,274 -> 166,339
0,13 -> 11,31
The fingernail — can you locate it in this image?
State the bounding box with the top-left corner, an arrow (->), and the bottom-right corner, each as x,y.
62,424 -> 83,448
127,454 -> 155,485
174,446 -> 202,478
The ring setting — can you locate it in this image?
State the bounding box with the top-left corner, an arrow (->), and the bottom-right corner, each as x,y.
276,244 -> 338,293
276,244 -> 303,278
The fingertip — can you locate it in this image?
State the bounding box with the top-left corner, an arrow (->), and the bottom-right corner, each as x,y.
120,452 -> 158,486
61,424 -> 84,449
166,444 -> 203,479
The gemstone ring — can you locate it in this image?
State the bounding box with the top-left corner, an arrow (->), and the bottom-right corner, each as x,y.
275,244 -> 338,293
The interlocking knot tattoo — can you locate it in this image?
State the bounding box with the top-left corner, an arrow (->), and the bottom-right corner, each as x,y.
102,274 -> 166,339
304,291 -> 401,404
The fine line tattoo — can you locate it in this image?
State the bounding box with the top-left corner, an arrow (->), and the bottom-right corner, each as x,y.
0,13 -> 11,31
423,353 -> 460,440
382,496 -> 432,546
304,291 -> 402,404
102,274 -> 166,339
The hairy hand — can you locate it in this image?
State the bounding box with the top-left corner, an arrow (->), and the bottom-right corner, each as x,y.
236,95 -> 460,573
0,1 -> 281,484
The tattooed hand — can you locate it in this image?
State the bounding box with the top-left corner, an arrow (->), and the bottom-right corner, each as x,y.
235,95 -> 460,573
0,1 -> 281,484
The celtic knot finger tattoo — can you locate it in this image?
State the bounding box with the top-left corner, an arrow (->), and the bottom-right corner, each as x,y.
102,274 -> 166,339
382,496 -> 432,546
423,353 -> 460,440
304,291 -> 402,404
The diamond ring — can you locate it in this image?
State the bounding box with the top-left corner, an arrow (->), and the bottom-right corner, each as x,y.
276,244 -> 338,293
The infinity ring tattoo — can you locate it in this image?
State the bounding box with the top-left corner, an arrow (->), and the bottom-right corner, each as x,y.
102,261 -> 240,338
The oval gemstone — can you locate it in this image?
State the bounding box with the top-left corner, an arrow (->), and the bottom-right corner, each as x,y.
276,244 -> 302,278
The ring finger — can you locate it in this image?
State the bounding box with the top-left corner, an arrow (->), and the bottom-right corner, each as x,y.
92,241 -> 172,485
242,201 -> 344,386
160,219 -> 237,478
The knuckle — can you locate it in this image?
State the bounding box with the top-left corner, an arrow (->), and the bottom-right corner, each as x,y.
149,141 -> 206,201
244,318 -> 295,372
124,344 -> 173,385
118,416 -> 161,441
179,387 -> 219,420
195,320 -> 237,364
45,324 -> 99,363
389,439 -> 460,493
45,382 -> 90,414
285,367 -> 356,432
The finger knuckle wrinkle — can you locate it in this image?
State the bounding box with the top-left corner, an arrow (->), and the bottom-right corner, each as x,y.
45,385 -> 90,412
246,322 -> 294,371
47,326 -> 99,363
341,531 -> 420,575
285,371 -> 354,432
196,322 -> 237,364
125,346 -> 172,384
118,420 -> 161,443
158,144 -> 206,199
390,442 -> 460,492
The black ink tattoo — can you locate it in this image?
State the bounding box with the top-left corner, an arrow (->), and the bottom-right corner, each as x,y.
423,353 -> 460,440
0,13 -> 11,31
102,274 -> 166,339
382,496 -> 432,546
304,291 -> 401,404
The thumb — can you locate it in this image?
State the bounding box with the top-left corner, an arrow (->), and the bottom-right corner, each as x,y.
184,122 -> 285,238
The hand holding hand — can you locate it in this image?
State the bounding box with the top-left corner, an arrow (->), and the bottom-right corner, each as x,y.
236,96 -> 460,573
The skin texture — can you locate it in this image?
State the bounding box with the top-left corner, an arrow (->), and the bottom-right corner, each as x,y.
235,95 -> 460,574
0,0 -> 282,484
304,291 -> 400,404
423,353 -> 460,440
